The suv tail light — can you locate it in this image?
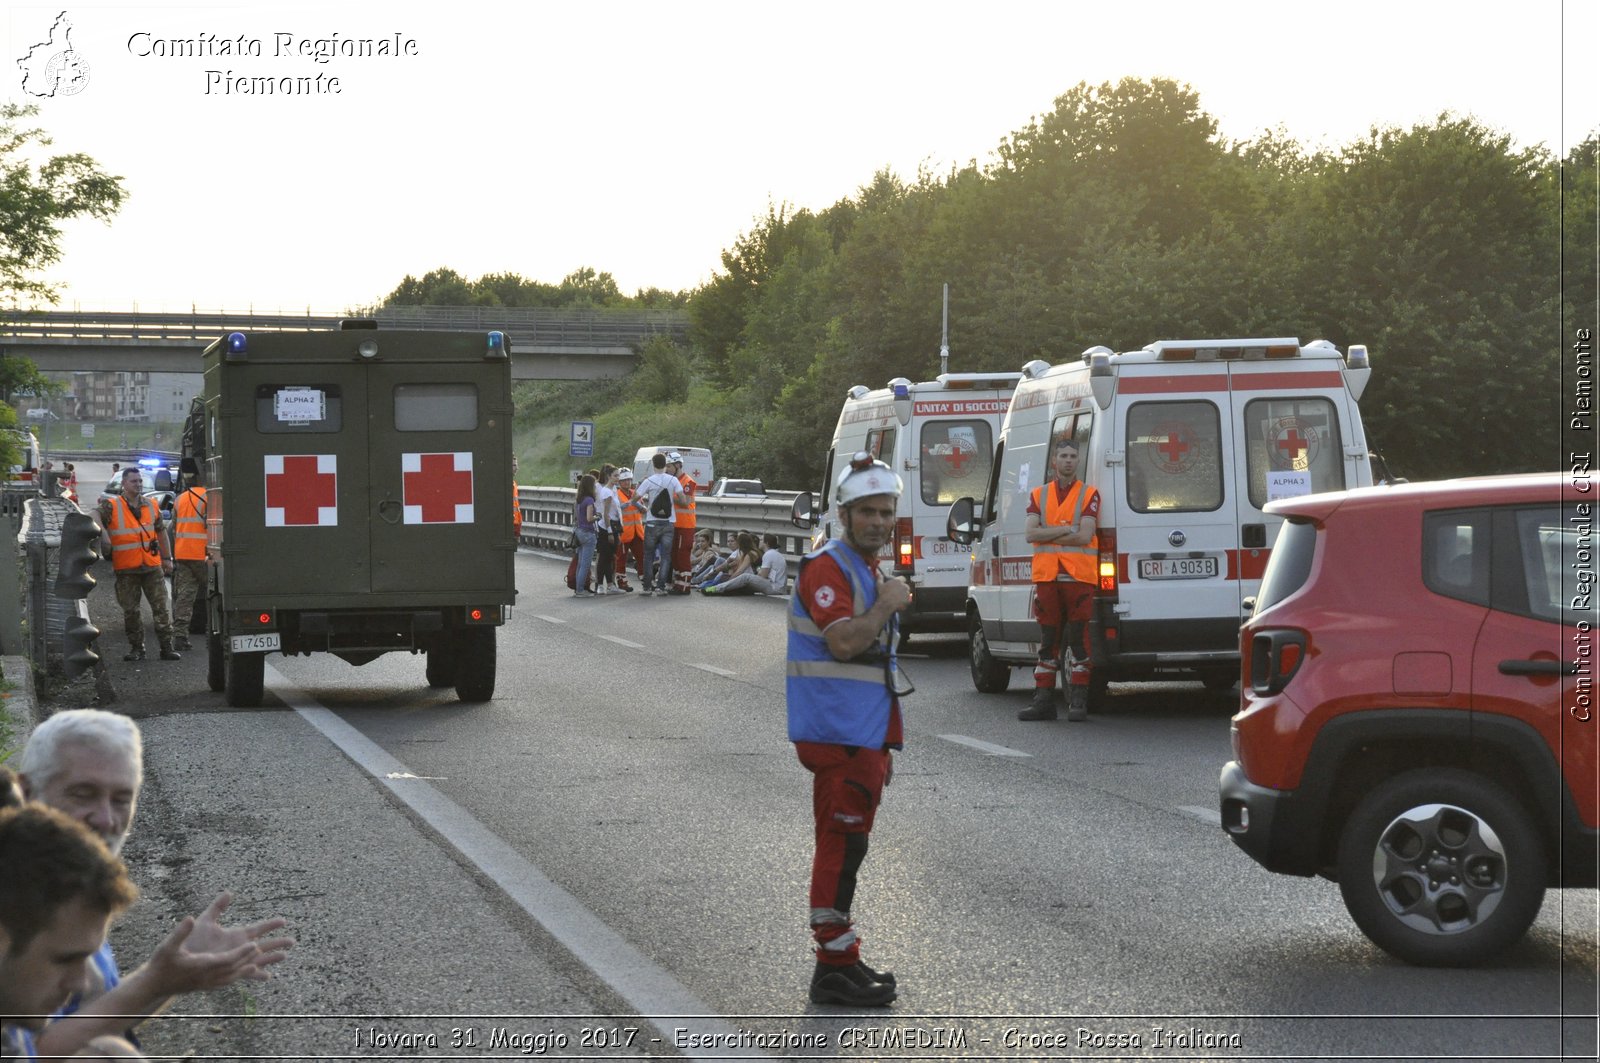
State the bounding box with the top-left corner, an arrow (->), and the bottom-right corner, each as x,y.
894,517 -> 915,573
1250,629 -> 1307,696
1097,527 -> 1118,598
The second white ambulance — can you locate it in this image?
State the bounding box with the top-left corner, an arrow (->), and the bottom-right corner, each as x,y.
794,371 -> 1021,640
946,337 -> 1374,703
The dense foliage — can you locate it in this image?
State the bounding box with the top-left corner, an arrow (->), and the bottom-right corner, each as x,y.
399,79 -> 1595,488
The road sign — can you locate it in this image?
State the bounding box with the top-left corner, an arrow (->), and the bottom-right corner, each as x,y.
570,421 -> 594,458
81,424 -> 95,438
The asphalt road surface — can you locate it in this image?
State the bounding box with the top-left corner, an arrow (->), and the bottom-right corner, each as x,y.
51,534 -> 1598,1062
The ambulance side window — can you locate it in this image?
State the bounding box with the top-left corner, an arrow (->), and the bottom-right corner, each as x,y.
819,449 -> 836,510
920,420 -> 993,505
395,384 -> 478,432
1125,401 -> 1223,512
255,385 -> 342,434
980,441 -> 1005,525
1243,398 -> 1344,508
865,428 -> 896,462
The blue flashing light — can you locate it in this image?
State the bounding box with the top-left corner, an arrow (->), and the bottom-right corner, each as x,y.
138,457 -> 161,469
486,330 -> 507,358
892,383 -> 910,399
227,332 -> 247,353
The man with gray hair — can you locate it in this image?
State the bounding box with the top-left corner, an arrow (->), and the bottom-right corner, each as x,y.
17,710 -> 292,1056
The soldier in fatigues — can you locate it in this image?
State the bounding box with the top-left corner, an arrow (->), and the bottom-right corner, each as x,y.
98,467 -> 179,662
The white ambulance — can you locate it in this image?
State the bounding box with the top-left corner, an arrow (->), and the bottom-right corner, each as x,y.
632,445 -> 714,491
946,337 -> 1373,702
792,371 -> 1021,639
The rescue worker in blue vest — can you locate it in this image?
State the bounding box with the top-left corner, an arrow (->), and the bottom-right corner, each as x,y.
98,467 -> 179,662
787,451 -> 912,1007
1019,436 -> 1102,721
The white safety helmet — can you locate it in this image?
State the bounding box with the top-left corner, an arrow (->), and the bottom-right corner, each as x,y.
667,451 -> 683,464
834,451 -> 903,506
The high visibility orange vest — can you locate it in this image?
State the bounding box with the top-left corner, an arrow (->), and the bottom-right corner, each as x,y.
172,486 -> 207,561
106,494 -> 162,572
1030,480 -> 1099,584
673,475 -> 697,530
617,486 -> 643,543
512,480 -> 524,535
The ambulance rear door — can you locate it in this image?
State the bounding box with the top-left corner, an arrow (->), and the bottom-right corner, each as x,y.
365,350 -> 515,598
1113,366 -> 1242,665
1227,358 -> 1362,607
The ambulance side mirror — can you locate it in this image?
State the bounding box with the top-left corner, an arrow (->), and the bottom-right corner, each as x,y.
791,491 -> 818,530
946,496 -> 979,546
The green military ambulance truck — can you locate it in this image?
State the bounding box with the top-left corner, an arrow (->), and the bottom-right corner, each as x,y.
188,321 -> 517,707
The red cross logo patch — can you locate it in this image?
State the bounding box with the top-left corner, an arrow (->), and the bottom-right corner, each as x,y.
402,452 -> 474,524
264,455 -> 338,527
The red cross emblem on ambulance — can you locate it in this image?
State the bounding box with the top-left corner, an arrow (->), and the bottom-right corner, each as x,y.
402,452 -> 474,524
1269,417 -> 1319,470
264,455 -> 338,527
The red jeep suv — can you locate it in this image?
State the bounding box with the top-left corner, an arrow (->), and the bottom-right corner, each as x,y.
1220,473 -> 1595,965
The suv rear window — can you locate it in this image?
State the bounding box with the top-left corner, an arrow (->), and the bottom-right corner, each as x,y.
1422,509 -> 1492,606
1253,517 -> 1317,615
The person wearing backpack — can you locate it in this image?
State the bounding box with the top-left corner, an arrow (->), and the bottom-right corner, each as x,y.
634,453 -> 688,597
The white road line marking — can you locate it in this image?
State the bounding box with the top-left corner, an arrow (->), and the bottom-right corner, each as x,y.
270,665 -> 763,1060
600,635 -> 647,649
532,614 -> 567,624
1179,804 -> 1222,825
690,663 -> 737,677
937,734 -> 1032,757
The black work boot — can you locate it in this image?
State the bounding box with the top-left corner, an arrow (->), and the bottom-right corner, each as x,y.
174,635 -> 192,651
810,961 -> 896,1006
1017,687 -> 1059,721
855,960 -> 896,987
123,647 -> 146,662
159,645 -> 181,661
1066,683 -> 1088,721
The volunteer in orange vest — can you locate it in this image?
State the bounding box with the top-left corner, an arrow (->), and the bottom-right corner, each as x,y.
612,467 -> 642,592
169,478 -> 209,651
1019,436 -> 1101,722
97,467 -> 180,662
668,453 -> 698,595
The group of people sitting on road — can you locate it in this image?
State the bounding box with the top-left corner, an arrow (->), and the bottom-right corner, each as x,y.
0,710 -> 293,1060
568,451 -> 789,599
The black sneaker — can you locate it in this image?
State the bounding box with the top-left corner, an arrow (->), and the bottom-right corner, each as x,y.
1017,687 -> 1058,721
123,649 -> 146,662
809,961 -> 896,1006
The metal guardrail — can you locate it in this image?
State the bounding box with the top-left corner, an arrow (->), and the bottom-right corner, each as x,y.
0,306 -> 690,349
518,486 -> 810,585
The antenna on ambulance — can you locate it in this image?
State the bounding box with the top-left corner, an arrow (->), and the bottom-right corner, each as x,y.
939,283 -> 950,376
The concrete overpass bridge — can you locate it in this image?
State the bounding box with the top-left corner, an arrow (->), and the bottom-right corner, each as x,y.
0,305 -> 691,380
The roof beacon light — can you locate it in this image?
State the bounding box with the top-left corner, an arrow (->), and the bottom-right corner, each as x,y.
889,378 -> 913,427
225,332 -> 248,362
486,331 -> 507,359
357,339 -> 379,360
1346,344 -> 1370,370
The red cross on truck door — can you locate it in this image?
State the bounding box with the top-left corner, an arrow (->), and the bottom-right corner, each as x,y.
402,452 -> 475,524
264,454 -> 338,527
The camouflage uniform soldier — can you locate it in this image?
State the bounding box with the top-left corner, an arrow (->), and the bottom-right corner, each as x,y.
98,468 -> 179,662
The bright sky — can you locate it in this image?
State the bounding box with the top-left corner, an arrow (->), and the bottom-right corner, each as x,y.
4,1 -> 1595,314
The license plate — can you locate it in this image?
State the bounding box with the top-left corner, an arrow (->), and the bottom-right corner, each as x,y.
230,632 -> 280,653
1138,556 -> 1219,580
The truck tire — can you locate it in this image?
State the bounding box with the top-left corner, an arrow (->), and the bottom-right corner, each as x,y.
425,638 -> 457,688
454,628 -> 496,703
225,650 -> 265,708
1336,768 -> 1546,966
207,632 -> 225,692
968,611 -> 1011,693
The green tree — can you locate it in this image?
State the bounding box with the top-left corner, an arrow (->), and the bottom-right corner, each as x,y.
0,102 -> 127,304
